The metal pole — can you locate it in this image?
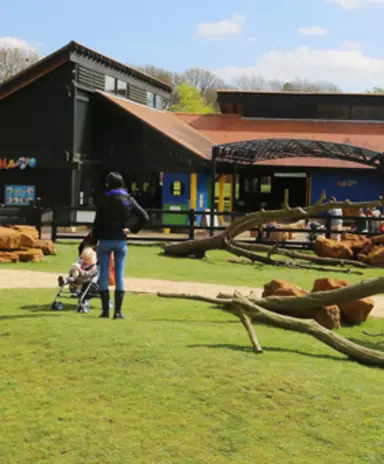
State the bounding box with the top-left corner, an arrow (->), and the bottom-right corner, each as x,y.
210,149 -> 217,237
231,162 -> 238,221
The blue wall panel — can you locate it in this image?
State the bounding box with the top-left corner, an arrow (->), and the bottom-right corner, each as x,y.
311,171 -> 384,204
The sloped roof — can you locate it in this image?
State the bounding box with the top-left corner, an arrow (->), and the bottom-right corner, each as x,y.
175,113 -> 384,169
0,41 -> 171,101
98,92 -> 214,160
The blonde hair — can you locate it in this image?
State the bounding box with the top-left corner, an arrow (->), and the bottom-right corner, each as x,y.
81,247 -> 97,262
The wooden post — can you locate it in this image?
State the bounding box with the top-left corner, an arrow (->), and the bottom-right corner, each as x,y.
190,173 -> 197,210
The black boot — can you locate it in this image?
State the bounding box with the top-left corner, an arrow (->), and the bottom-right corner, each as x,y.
99,290 -> 110,318
114,291 -> 125,319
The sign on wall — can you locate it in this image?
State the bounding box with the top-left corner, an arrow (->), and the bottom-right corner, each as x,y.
0,157 -> 37,170
4,185 -> 36,206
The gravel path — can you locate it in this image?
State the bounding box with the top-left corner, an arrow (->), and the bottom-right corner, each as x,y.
1,270 -> 384,318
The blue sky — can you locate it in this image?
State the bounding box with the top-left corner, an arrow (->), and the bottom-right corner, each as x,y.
2,0 -> 384,90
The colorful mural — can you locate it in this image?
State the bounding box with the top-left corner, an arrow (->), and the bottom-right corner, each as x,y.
0,157 -> 37,170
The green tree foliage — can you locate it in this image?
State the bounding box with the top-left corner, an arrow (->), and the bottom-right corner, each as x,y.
170,83 -> 216,114
366,87 -> 384,93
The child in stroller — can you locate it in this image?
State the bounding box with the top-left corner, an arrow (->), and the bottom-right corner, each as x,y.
52,231 -> 111,313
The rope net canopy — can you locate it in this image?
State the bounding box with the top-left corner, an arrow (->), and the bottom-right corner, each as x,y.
213,139 -> 384,168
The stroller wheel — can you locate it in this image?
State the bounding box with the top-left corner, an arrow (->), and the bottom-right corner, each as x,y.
52,301 -> 64,311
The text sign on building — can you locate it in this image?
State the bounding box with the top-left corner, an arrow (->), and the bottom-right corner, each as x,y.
4,185 -> 36,206
0,157 -> 37,170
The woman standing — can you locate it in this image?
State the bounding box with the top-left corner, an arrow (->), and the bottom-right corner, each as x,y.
92,172 -> 149,319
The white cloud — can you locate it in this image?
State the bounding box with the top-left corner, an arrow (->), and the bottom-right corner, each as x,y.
297,26 -> 328,36
0,36 -> 36,51
215,46 -> 384,92
197,14 -> 246,39
325,0 -> 384,10
341,41 -> 366,50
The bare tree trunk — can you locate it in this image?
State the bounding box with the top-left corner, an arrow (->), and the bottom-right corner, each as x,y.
233,293 -> 384,367
225,240 -> 363,275
163,192 -> 384,262
236,242 -> 367,269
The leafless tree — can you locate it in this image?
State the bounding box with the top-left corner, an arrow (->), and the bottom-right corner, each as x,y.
0,42 -> 39,84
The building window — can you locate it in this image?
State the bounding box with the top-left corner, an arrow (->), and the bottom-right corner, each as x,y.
155,95 -> 163,110
105,76 -> 116,92
351,105 -> 384,121
147,91 -> 155,108
116,80 -> 128,97
170,181 -> 185,196
260,177 -> 271,194
316,104 -> 350,120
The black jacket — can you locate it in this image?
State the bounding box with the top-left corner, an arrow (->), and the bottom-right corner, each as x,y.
92,189 -> 149,242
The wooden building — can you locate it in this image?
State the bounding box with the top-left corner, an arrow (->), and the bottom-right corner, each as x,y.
0,41 -> 212,208
177,90 -> 384,211
1,43 -> 384,214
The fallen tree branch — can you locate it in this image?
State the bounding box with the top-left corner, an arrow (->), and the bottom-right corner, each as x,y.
233,292 -> 384,367
362,331 -> 384,338
236,307 -> 263,353
225,240 -> 363,275
235,242 -> 367,269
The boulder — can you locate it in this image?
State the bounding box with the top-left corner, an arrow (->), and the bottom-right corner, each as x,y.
11,226 -> 39,241
315,236 -> 354,259
365,245 -> 384,266
372,234 -> 384,246
262,279 -> 307,298
33,239 -> 56,256
0,227 -> 21,251
0,251 -> 19,263
20,232 -> 36,248
16,248 -> 44,263
312,278 -> 374,325
315,306 -> 341,330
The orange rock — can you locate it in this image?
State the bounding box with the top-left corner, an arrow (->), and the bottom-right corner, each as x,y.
312,278 -> 374,325
312,278 -> 350,292
33,239 -> 56,256
315,306 -> 341,330
365,245 -> 384,266
372,235 -> 384,246
0,251 -> 19,263
0,227 -> 21,250
272,287 -> 308,297
11,226 -> 39,241
262,279 -> 307,297
315,237 -> 354,259
16,248 -> 44,263
20,232 -> 36,248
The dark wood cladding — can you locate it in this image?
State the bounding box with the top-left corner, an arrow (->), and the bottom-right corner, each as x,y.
218,92 -> 384,121
128,85 -> 147,105
0,62 -> 74,168
77,65 -> 104,91
92,96 -> 208,173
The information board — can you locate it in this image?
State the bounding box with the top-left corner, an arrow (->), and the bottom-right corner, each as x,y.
4,185 -> 36,206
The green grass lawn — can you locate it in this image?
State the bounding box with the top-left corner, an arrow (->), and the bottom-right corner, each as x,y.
1,241 -> 382,290
0,289 -> 383,463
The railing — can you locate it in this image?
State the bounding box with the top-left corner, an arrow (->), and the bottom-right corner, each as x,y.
40,206 -> 384,247
1,205 -> 382,247
0,204 -> 43,238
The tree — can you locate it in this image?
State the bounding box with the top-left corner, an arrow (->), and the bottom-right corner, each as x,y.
282,79 -> 341,92
0,40 -> 39,84
232,74 -> 341,93
137,64 -> 174,87
170,83 -> 216,114
366,87 -> 384,93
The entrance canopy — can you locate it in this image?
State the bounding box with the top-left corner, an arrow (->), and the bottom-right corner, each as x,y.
212,138 -> 384,168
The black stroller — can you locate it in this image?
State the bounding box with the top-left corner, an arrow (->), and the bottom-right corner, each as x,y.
51,231 -> 113,314
51,266 -> 102,313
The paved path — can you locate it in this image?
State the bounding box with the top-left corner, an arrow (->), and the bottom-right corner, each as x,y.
1,270 -> 384,318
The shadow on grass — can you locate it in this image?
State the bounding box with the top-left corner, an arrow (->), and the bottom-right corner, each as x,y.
143,318 -> 238,324
349,338 -> 384,352
20,304 -> 77,313
0,313 -> 60,320
188,343 -> 348,362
